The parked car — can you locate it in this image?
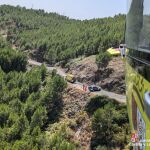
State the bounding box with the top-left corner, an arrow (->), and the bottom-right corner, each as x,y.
88,85 -> 101,92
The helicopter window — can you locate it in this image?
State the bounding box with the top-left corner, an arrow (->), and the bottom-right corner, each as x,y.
126,0 -> 150,53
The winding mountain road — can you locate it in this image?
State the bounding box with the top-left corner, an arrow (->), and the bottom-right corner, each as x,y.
28,59 -> 126,104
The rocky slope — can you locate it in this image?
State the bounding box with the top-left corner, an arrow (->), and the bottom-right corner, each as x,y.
65,55 -> 125,94
100,56 -> 125,94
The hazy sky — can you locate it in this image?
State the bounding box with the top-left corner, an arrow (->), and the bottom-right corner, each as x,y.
0,0 -> 127,20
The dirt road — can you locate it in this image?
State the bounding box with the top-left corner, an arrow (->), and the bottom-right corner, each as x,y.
28,59 -> 126,103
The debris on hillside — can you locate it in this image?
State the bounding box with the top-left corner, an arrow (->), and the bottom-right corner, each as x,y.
66,55 -> 125,94
60,86 -> 92,150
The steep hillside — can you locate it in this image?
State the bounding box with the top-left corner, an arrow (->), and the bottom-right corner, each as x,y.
46,86 -> 129,150
0,5 -> 125,64
66,55 -> 125,94
0,41 -> 78,149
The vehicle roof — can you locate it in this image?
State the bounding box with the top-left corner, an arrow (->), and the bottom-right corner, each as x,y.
67,74 -> 74,77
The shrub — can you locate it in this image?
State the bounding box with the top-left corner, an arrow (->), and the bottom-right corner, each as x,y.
0,48 -> 27,72
96,52 -> 111,68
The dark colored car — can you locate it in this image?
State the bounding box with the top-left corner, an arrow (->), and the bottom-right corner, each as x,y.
88,85 -> 101,92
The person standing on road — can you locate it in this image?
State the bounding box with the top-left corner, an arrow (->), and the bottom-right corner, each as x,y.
83,84 -> 87,92
85,85 -> 87,92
